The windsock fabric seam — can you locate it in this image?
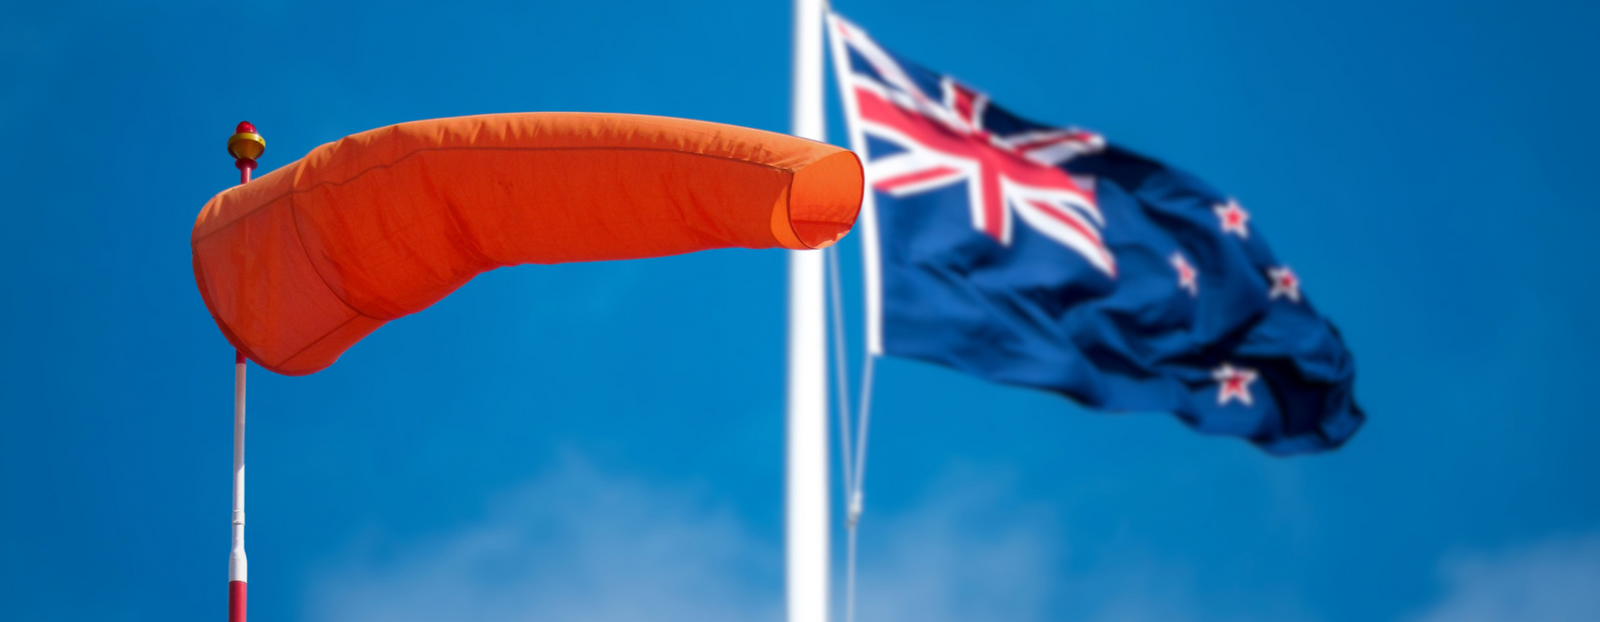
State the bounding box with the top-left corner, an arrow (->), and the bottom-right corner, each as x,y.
285,187 -> 374,321
274,314 -> 367,370
277,144 -> 806,321
193,145 -> 806,243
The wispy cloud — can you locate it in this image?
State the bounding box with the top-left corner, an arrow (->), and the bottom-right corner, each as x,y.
306,457 -> 781,622
305,460 -> 1079,622
307,458 -> 1600,622
306,460 -> 1270,622
849,468 -> 1277,622
852,468 -> 1058,622
1404,534 -> 1600,622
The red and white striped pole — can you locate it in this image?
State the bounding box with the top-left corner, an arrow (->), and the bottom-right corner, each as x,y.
225,122 -> 265,622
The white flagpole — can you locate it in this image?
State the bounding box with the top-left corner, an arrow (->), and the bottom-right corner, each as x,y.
787,1 -> 830,622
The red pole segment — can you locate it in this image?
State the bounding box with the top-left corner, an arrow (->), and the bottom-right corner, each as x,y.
225,121 -> 263,622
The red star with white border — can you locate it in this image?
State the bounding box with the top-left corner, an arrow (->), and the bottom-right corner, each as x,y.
1213,363 -> 1259,407
1170,252 -> 1198,297
1268,266 -> 1301,303
1214,199 -> 1249,238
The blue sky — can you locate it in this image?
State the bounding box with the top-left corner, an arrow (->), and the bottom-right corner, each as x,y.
3,1 -> 1599,621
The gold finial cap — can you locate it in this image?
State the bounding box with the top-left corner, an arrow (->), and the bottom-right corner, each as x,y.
227,121 -> 266,162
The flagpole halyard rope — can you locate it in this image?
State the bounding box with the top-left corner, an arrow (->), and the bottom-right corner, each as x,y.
826,244 -> 878,622
845,516 -> 861,622
850,353 -> 875,527
828,245 -> 855,499
822,13 -> 876,622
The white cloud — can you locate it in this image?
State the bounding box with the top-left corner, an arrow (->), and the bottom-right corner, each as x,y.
305,461 -> 1077,622
311,457 -> 1600,622
306,457 -> 781,622
305,460 -> 1267,622
847,469 -> 1283,622
851,469 -> 1058,622
1405,534 -> 1600,622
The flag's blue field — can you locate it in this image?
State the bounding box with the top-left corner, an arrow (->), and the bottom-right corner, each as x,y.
3,2 -> 1598,621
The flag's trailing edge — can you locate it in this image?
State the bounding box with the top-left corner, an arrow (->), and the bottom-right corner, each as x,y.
826,13 -> 1363,454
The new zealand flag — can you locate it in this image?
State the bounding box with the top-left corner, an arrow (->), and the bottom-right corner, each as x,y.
827,14 -> 1362,454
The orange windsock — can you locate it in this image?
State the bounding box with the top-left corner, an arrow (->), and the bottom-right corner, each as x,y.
192,113 -> 863,376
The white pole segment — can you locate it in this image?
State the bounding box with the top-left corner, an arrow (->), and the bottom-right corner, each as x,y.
230,353 -> 247,585
787,1 -> 830,622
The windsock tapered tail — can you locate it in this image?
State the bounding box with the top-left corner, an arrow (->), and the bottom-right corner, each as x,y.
226,122 -> 258,622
